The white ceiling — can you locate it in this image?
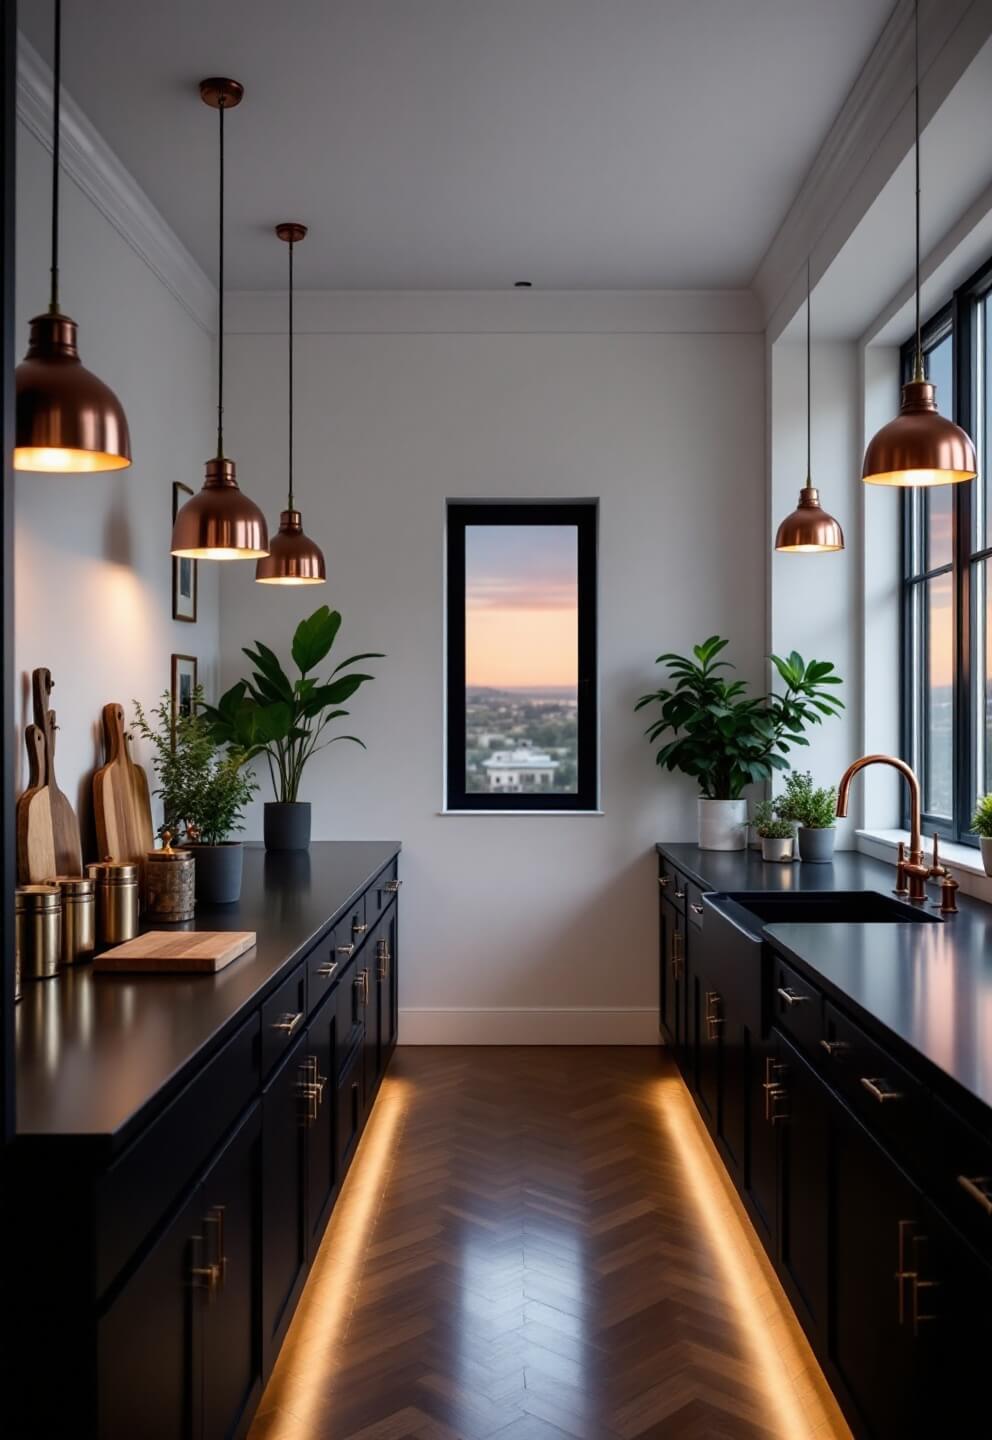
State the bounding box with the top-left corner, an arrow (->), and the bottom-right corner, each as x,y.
20,0 -> 894,291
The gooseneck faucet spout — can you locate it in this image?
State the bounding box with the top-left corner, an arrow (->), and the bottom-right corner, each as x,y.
836,754 -> 929,902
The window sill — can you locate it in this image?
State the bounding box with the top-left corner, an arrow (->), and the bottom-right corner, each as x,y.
856,827 -> 992,904
439,809 -> 605,817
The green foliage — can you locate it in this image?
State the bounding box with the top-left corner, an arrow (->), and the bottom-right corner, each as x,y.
971,793 -> 992,838
777,770 -> 838,828
200,606 -> 383,804
635,636 -> 844,801
132,689 -> 258,846
752,799 -> 794,840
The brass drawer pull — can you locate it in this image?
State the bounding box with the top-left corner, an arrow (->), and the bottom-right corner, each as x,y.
860,1076 -> 903,1104
272,1011 -> 303,1035
820,1038 -> 848,1058
691,903 -> 705,915
205,1205 -> 227,1290
957,1175 -> 992,1215
316,959 -> 339,979
337,943 -> 355,957
658,875 -> 672,888
384,878 -> 402,893
776,986 -> 810,1008
353,921 -> 369,935
355,969 -> 369,1005
673,888 -> 686,901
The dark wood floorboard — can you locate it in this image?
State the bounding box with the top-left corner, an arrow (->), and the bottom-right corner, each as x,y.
248,1047 -> 850,1440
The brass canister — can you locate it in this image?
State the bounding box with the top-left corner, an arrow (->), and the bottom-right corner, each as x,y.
144,832 -> 195,922
15,885 -> 62,980
87,860 -> 140,945
55,875 -> 96,966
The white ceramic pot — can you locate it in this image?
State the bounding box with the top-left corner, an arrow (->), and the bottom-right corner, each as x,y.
981,836 -> 992,877
698,798 -> 748,851
761,835 -> 794,863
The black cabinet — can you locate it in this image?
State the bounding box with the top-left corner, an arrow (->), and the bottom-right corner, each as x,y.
336,1036 -> 364,1176
378,906 -> 398,1064
659,895 -> 686,1059
261,1033 -> 310,1378
362,944 -> 380,1100
773,1030 -> 830,1338
305,990 -> 337,1260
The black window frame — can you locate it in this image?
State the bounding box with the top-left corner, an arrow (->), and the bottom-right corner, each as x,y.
902,250 -> 992,844
445,500 -> 598,812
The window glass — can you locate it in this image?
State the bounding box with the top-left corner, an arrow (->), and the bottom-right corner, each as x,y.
924,571 -> 953,818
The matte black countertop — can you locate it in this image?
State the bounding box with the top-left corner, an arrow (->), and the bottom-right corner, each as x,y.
15,840 -> 401,1154
658,842 -> 992,1119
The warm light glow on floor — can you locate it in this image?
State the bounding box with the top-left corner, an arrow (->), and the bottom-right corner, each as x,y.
653,1075 -> 851,1440
252,1077 -> 411,1438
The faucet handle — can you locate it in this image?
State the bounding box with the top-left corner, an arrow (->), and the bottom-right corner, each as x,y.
893,840 -> 909,898
936,869 -> 959,915
928,831 -> 948,879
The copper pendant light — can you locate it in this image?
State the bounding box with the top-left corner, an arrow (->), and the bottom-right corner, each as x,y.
775,260 -> 844,553
862,1 -> 976,488
256,224 -> 326,584
14,0 -> 131,473
171,79 -> 268,561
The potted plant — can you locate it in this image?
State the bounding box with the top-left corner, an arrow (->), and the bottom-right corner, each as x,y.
779,770 -> 839,863
753,799 -> 794,862
636,636 -> 844,850
201,606 -> 382,852
132,690 -> 258,904
971,794 -> 992,875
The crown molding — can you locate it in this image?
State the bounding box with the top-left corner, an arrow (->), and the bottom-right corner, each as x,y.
16,34 -> 215,332
754,0 -> 992,337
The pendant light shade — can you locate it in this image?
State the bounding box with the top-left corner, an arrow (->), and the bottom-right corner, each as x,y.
862,0 -> 976,488
256,223 -> 326,585
775,259 -> 844,554
14,0 -> 131,473
171,78 -> 268,561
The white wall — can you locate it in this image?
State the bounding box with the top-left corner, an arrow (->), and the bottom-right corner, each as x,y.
220,292 -> 765,1041
14,120 -> 218,844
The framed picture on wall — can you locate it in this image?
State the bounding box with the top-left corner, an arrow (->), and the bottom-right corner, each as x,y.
171,654 -> 198,726
172,482 -> 197,622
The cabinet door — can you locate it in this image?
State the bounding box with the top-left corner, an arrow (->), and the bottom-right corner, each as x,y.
336,1037 -> 364,1178
98,1185 -> 203,1440
773,1030 -> 829,1337
660,899 -> 686,1062
377,906 -> 398,1061
261,1031 -> 310,1378
692,962 -> 721,1135
305,990 -> 337,1258
744,1028 -> 777,1250
201,1103 -> 262,1440
925,1200 -> 992,1434
361,950 -> 379,1102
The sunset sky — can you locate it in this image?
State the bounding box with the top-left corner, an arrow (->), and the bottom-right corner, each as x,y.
465,525 -> 578,689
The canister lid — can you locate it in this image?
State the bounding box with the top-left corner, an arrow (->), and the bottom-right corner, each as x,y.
54,874 -> 96,897
16,884 -> 61,911
146,829 -> 193,863
87,859 -> 139,882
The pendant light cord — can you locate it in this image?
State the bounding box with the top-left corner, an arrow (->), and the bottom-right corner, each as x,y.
806,257 -> 812,486
216,96 -> 226,458
288,238 -> 295,511
48,0 -> 61,312
913,0 -> 923,382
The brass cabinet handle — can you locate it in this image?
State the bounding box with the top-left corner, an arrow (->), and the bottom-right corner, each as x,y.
355,969 -> 369,1006
205,1205 -> 227,1290
670,928 -> 684,978
704,990 -> 723,1038
272,1011 -> 303,1035
909,1234 -> 938,1335
316,959 -> 339,979
776,986 -> 810,1008
957,1174 -> 992,1215
384,878 -> 402,893
658,875 -> 672,888
337,943 -> 355,957
690,903 -> 704,915
895,1218 -> 916,1326
762,1057 -> 789,1121
820,1038 -> 848,1058
376,937 -> 391,980
673,888 -> 686,901
353,921 -> 369,936
298,1055 -> 327,1123
860,1076 -> 903,1104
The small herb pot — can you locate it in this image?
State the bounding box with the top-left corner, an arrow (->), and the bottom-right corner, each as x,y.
760,836 -> 794,863
264,802 -> 312,852
980,836 -> 992,877
189,842 -> 244,905
798,826 -> 836,864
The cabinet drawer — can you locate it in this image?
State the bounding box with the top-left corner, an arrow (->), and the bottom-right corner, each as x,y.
770,952 -> 822,1052
932,1099 -> 992,1263
686,880 -> 707,930
261,960 -> 308,1077
371,856 -> 401,916
657,856 -> 687,913
336,1039 -> 364,1176
821,1002 -> 926,1165
95,1013 -> 259,1299
307,926 -> 342,1014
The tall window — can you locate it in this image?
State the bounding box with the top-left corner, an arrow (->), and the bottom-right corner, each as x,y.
446,502 -> 598,811
903,253 -> 992,841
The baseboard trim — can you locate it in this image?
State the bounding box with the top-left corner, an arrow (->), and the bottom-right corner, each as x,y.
398,1007 -> 659,1045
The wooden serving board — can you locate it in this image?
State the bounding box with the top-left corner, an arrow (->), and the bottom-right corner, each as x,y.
25,670 -> 83,878
93,703 -> 155,867
16,724 -> 57,882
94,931 -> 257,974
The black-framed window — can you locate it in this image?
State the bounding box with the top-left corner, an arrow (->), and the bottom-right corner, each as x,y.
902,252 -> 992,842
446,501 -> 598,811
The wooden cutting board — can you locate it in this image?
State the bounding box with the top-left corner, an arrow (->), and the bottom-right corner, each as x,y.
30,669 -> 82,877
16,724 -> 57,882
93,702 -> 155,866
93,930 -> 257,974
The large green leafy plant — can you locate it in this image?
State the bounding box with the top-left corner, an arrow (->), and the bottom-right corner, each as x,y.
132,689 -> 258,845
636,635 -> 844,800
201,606 -> 382,804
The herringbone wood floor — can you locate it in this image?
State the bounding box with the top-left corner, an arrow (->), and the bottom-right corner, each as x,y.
249,1048 -> 851,1440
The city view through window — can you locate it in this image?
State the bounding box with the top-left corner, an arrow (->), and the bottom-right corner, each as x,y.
464,524 -> 579,794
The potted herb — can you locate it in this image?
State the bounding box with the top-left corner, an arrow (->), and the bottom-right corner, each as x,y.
779,771 -> 839,863
201,606 -> 382,852
753,800 -> 794,862
971,794 -> 992,875
133,690 -> 258,904
636,636 -> 844,850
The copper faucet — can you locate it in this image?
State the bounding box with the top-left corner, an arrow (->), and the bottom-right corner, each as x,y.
835,754 -> 931,903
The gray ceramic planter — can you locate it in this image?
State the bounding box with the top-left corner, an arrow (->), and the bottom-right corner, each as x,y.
981,836 -> 992,877
264,802 -> 312,852
798,826 -> 836,864
189,842 -> 244,904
